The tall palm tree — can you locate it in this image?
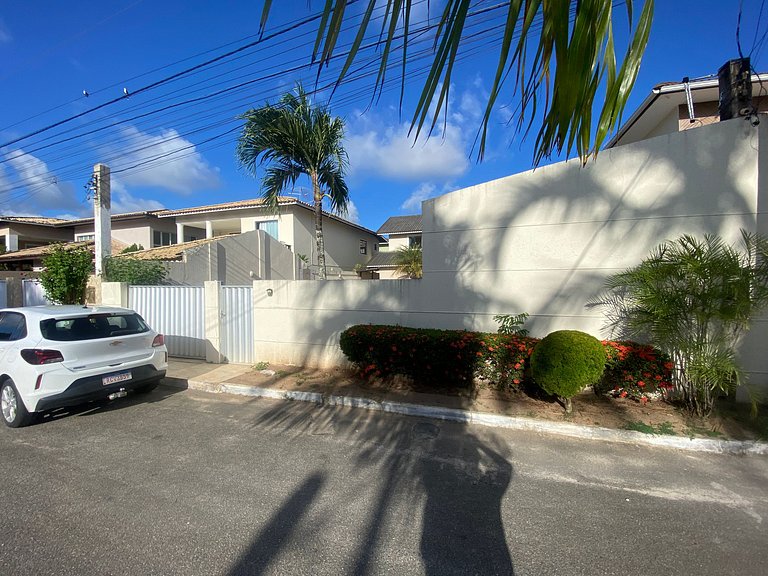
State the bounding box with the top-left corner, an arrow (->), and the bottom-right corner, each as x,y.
236,85 -> 349,280
257,0 -> 653,165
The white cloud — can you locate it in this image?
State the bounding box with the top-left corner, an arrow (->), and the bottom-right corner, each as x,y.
346,121 -> 469,181
401,182 -> 437,212
110,179 -> 165,213
0,19 -> 12,44
341,199 -> 360,223
2,149 -> 84,215
106,126 -> 221,193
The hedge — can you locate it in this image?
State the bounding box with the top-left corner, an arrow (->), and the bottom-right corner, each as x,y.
340,324 -> 673,402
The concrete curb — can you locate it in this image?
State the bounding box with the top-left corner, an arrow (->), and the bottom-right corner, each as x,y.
166,377 -> 768,456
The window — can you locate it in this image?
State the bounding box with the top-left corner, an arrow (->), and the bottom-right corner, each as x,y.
255,220 -> 278,239
0,312 -> 27,341
409,235 -> 422,248
359,240 -> 368,255
40,313 -> 149,341
75,234 -> 95,242
152,231 -> 177,247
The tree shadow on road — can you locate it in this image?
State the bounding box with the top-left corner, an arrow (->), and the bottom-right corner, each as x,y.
226,471 -> 325,576
245,400 -> 515,575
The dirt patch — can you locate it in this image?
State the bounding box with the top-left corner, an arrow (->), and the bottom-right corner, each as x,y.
226,364 -> 766,441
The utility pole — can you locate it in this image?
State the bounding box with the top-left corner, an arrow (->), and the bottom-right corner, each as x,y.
93,163 -> 112,276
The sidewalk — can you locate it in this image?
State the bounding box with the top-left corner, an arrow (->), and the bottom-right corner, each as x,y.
162,358 -> 768,456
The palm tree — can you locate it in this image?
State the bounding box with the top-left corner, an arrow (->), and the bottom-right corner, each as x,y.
236,85 -> 349,280
257,1 -> 653,165
393,245 -> 422,279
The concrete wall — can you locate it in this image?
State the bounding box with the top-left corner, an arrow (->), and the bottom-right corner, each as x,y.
249,119 -> 768,393
164,229 -> 301,285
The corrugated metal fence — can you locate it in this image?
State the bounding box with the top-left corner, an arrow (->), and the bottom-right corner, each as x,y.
23,279 -> 50,306
129,285 -> 206,359
221,285 -> 253,364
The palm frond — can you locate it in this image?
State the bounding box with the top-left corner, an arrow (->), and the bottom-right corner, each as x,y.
259,0 -> 654,164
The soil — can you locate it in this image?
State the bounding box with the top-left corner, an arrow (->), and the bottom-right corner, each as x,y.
226,364 -> 768,442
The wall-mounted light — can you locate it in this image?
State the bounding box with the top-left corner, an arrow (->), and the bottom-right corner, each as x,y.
266,288 -> 274,297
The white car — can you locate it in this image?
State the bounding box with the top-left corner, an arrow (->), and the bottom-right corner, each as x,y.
0,305 -> 168,428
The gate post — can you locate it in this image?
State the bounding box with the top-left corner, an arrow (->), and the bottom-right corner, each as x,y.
204,281 -> 223,363
101,282 -> 128,307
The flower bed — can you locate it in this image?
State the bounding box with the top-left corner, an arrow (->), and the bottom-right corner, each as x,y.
339,325 -> 673,402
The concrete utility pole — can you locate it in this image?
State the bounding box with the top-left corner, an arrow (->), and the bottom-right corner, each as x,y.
718,57 -> 752,121
93,163 -> 112,276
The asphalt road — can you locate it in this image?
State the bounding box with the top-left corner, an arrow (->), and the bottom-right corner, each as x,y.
1,384 -> 766,576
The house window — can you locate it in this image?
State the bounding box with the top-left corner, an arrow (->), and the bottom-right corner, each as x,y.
409,235 -> 422,248
75,234 -> 95,242
152,231 -> 177,247
255,220 -> 278,239
359,240 -> 367,255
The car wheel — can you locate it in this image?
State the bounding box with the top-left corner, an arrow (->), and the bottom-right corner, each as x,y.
1,379 -> 33,428
134,380 -> 159,394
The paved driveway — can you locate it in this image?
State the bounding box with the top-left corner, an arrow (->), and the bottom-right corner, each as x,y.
1,385 -> 766,575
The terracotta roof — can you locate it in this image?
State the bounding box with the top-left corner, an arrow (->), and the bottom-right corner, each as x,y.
113,236 -> 235,261
0,216 -> 72,226
64,210 -> 164,225
377,215 -> 422,235
0,238 -> 128,261
157,196 -> 297,217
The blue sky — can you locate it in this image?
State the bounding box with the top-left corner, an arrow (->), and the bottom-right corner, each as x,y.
0,1 -> 766,232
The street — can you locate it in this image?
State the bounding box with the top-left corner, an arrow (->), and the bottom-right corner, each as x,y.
0,384 -> 766,576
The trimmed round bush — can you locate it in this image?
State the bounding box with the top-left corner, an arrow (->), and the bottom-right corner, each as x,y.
531,330 -> 606,400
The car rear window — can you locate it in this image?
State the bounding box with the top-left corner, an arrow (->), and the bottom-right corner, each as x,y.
40,313 -> 151,341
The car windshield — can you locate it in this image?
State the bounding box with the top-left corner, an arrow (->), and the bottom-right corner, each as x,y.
40,313 -> 150,341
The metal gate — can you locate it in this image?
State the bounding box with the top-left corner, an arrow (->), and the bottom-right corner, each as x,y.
221,285 -> 253,364
129,285 -> 205,359
23,279 -> 50,306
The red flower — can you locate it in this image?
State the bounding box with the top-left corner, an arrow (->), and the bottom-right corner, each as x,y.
664,361 -> 674,370
638,381 -> 645,387
513,379 -> 521,385
514,363 -> 521,370
619,391 -> 628,398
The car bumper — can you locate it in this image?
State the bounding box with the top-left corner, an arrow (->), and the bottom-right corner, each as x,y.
33,365 -> 166,412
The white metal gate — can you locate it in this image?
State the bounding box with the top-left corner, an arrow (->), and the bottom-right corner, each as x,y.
221,285 -> 253,364
0,280 -> 7,308
23,279 -> 50,306
129,285 -> 205,359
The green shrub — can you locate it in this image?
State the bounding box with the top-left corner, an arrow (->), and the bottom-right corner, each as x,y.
340,325 -> 481,388
530,330 -> 606,412
475,333 -> 537,388
40,244 -> 93,304
597,340 -> 674,403
103,256 -> 167,285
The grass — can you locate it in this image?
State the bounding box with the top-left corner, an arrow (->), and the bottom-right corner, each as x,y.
624,421 -> 676,435
253,361 -> 270,371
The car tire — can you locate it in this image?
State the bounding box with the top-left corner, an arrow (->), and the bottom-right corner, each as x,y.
134,380 -> 159,394
1,379 -> 34,428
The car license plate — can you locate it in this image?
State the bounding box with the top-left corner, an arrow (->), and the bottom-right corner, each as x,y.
102,371 -> 132,386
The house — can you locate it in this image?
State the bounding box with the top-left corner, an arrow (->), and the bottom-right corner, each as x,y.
365,215 -> 422,279
607,65 -> 766,147
0,216 -> 74,254
0,196 -> 382,279
69,196 -> 382,278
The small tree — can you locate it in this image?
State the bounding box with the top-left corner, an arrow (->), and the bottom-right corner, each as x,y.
592,230 -> 768,416
40,244 -> 93,305
393,245 -> 422,279
103,256 -> 167,285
